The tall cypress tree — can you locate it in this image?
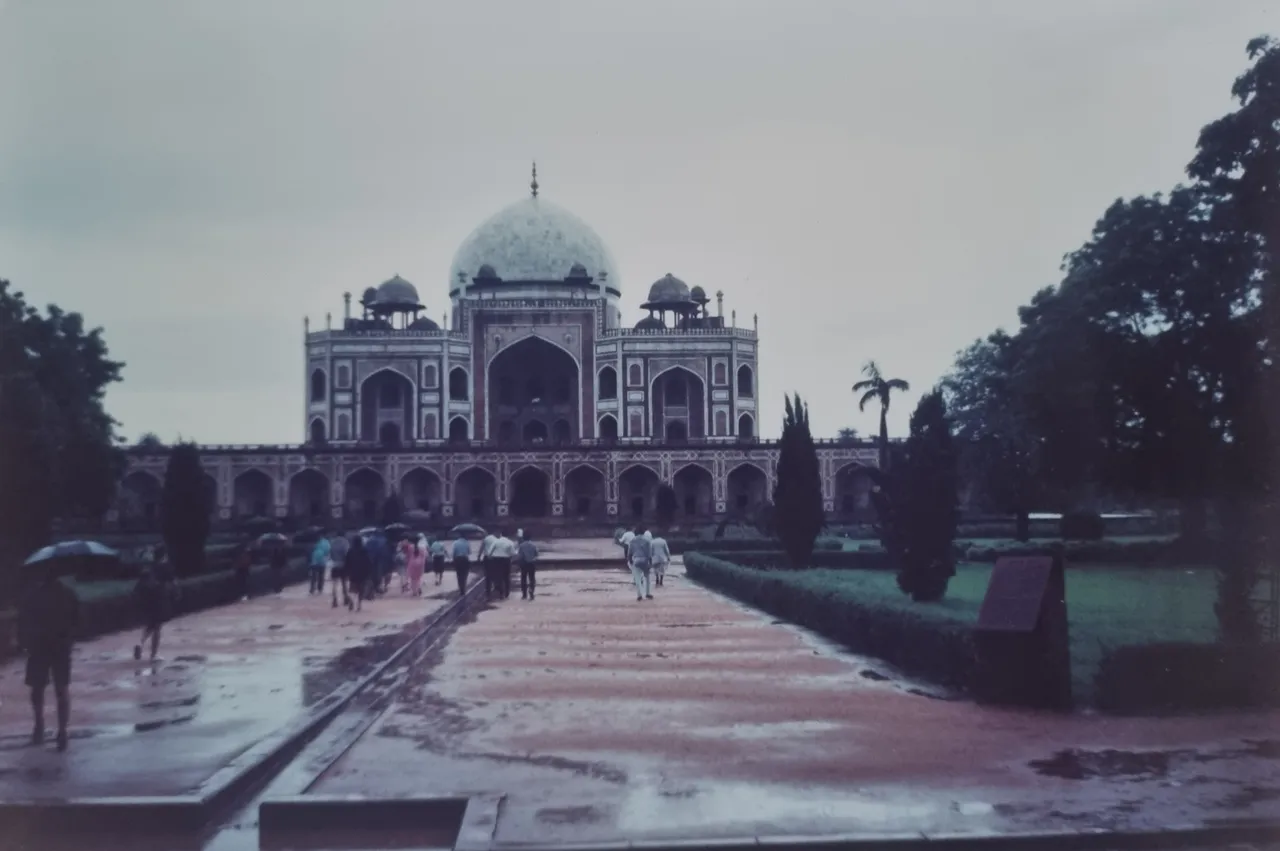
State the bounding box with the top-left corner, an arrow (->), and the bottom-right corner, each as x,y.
772,394 -> 825,568
161,442 -> 210,577
875,389 -> 959,602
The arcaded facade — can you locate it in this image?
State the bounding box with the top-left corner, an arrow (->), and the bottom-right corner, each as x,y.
114,171 -> 877,530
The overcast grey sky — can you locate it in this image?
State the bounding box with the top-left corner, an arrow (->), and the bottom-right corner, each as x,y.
0,1 -> 1273,444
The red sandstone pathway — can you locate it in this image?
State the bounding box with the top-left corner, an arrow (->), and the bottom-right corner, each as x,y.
0,582 -> 455,800
316,561 -> 1280,844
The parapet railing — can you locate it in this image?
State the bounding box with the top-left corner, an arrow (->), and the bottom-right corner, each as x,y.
126,437 -> 891,455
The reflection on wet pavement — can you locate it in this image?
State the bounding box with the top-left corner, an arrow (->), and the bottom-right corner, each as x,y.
0,584 -> 453,799
313,562 -> 1280,844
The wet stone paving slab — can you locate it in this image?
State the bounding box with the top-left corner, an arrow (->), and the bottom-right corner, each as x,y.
0,583 -> 455,800
314,563 -> 1280,845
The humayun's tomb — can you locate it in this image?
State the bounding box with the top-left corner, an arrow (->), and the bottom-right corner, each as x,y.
114,169 -> 878,531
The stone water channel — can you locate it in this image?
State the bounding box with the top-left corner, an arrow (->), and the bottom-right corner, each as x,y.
2,540 -> 1279,850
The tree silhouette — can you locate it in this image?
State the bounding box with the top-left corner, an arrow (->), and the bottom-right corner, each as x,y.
773,394 -> 824,568
852,361 -> 909,471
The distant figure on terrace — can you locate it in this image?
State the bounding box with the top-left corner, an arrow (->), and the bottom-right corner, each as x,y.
19,569 -> 80,752
627,526 -> 653,601
650,533 -> 671,587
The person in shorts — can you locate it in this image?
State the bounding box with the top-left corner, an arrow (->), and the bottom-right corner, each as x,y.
19,570 -> 80,751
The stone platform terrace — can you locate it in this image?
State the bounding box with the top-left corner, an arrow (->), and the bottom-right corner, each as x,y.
313,562 -> 1280,846
0,581 -> 457,801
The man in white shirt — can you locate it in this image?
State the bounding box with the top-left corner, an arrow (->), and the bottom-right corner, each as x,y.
490,532 -> 517,600
480,533 -> 499,599
618,529 -> 635,571
626,527 -> 653,601
650,534 -> 671,587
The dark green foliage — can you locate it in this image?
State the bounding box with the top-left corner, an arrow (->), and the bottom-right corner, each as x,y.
0,280 -> 124,600
872,390 -> 959,601
1060,512 -> 1104,540
752,501 -> 776,537
381,490 -> 403,525
1095,642 -> 1280,713
135,433 -> 166,450
161,442 -> 211,577
684,552 -> 976,691
772,394 -> 824,568
655,485 -> 678,526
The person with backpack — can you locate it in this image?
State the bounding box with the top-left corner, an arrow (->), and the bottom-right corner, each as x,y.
345,536 -> 373,612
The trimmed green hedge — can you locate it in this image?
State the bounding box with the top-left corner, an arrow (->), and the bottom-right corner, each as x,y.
1095,642 -> 1280,713
683,552 -> 975,691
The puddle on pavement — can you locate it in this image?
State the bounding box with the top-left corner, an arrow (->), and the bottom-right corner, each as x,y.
1031,749 -> 1178,780
617,781 -> 989,834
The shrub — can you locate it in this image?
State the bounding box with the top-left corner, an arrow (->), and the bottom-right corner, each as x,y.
1095,642 -> 1280,713
684,552 -> 975,690
1060,511 -> 1105,540
686,549 -> 893,571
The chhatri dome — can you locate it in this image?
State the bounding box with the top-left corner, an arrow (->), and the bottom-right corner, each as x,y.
449,164 -> 619,297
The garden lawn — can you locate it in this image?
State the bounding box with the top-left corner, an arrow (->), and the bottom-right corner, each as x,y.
781,563 -> 1218,702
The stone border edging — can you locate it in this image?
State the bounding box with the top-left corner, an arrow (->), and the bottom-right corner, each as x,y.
0,580 -> 487,837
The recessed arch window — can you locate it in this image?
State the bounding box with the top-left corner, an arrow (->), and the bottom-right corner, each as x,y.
310,369 -> 327,402
598,415 -> 618,441
336,412 -> 351,440
422,412 -> 438,440
738,413 -> 755,439
737,364 -> 754,397
336,364 -> 351,388
422,362 -> 438,389
449,368 -> 469,401
713,362 -> 727,386
627,363 -> 643,387
598,366 -> 618,400
714,409 -> 728,436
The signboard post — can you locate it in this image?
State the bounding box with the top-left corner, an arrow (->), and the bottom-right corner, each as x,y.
973,552 -> 1072,711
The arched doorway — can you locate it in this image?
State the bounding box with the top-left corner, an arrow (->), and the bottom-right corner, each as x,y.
488,337 -> 580,443
202,474 -> 219,521
653,367 -> 706,439
310,369 -> 327,402
834,464 -> 874,520
509,466 -> 550,518
522,420 -> 548,443
553,419 -> 571,445
737,364 -> 754,397
619,465 -> 660,521
310,418 -> 326,445
598,415 -> 618,441
289,469 -> 329,522
727,463 -> 768,515
673,464 -> 713,519
449,417 -> 470,443
449,367 -> 469,401
454,467 -> 496,520
564,465 -> 605,519
738,413 -> 755,439
401,467 -> 441,513
233,469 -> 274,519
119,471 -> 162,528
361,369 -> 414,444
345,468 -> 386,523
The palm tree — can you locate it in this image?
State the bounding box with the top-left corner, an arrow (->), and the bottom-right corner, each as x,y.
852,361 -> 909,470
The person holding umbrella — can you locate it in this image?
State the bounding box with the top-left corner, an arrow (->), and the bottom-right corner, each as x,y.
18,562 -> 80,751
451,532 -> 472,594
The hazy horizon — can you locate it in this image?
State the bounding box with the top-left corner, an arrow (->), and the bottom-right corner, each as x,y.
1,1 -> 1273,444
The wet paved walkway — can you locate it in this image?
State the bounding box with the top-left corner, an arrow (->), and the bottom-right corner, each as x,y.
315,562 -> 1280,845
0,581 -> 456,799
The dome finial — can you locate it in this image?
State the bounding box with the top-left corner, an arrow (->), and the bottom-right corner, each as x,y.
530,161 -> 539,198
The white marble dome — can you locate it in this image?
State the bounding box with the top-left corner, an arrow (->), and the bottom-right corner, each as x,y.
449,197 -> 618,294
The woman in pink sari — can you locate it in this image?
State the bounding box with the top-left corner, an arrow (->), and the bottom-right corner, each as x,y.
406,538 -> 427,597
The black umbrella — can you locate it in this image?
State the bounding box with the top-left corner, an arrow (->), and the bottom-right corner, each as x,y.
449,523 -> 486,540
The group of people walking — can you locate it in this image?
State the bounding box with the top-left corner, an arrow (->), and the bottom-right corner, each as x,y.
619,526 -> 671,601
302,528 -> 539,610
